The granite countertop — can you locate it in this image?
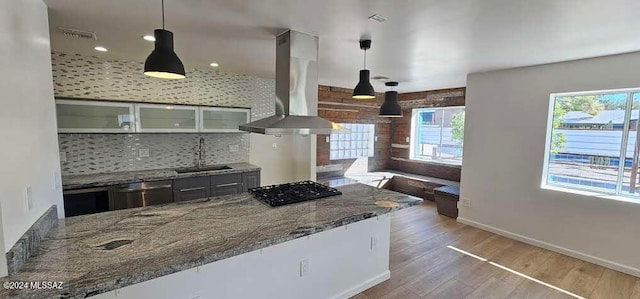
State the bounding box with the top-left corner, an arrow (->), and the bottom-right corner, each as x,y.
0,183 -> 422,299
62,162 -> 261,189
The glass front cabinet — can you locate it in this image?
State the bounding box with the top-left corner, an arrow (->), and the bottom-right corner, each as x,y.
54,99 -> 250,134
135,104 -> 199,133
56,100 -> 135,133
200,107 -> 250,133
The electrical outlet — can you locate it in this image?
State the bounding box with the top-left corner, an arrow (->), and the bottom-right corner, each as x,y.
272,142 -> 278,150
24,186 -> 33,211
325,136 -> 330,143
59,152 -> 67,162
370,236 -> 378,250
138,149 -> 150,158
375,136 -> 378,142
299,259 -> 309,277
405,137 -> 410,143
229,144 -> 239,152
461,199 -> 471,208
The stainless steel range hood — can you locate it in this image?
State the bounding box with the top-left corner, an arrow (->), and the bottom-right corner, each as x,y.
239,30 -> 344,135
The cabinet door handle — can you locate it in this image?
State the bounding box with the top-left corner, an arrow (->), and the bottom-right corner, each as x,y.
215,182 -> 239,188
117,185 -> 172,193
180,187 -> 206,192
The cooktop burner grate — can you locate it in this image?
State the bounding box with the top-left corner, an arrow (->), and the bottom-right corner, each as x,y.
248,181 -> 343,207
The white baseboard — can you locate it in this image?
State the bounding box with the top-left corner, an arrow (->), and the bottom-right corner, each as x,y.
332,270 -> 390,299
457,217 -> 640,278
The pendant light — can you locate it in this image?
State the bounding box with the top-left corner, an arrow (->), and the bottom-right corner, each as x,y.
144,0 -> 186,79
352,39 -> 376,99
379,81 -> 402,117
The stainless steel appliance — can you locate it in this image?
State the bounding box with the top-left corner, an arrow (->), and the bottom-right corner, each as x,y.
63,186 -> 111,217
239,30 -> 345,135
113,180 -> 173,210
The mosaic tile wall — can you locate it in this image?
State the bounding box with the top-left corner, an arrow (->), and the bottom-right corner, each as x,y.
52,52 -> 275,175
58,134 -> 249,175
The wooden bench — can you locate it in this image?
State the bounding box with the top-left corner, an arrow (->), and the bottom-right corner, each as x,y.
434,185 -> 460,218
386,171 -> 459,201
317,170 -> 460,203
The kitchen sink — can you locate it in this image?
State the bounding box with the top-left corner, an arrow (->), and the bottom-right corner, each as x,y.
176,165 -> 232,173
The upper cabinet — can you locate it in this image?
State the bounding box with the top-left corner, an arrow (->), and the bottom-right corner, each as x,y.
56,100 -> 135,133
200,107 -> 250,133
55,99 -> 251,134
136,104 -> 199,133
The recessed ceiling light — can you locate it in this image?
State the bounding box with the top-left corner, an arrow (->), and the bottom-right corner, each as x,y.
209,62 -> 219,67
143,35 -> 156,42
368,14 -> 387,22
94,46 -> 108,52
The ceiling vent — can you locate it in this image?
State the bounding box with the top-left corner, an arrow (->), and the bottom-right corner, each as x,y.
57,27 -> 97,40
372,75 -> 390,80
368,14 -> 387,22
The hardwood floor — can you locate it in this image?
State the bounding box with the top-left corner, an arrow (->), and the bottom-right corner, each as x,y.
353,201 -> 640,299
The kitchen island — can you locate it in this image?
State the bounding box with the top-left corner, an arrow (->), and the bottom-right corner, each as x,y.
0,183 -> 421,299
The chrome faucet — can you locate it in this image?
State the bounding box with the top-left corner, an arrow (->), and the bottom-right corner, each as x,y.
197,137 -> 205,168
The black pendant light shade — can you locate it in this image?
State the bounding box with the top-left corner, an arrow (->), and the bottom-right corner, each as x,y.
144,29 -> 185,79
353,70 -> 376,99
144,0 -> 185,79
379,82 -> 402,117
353,39 -> 376,99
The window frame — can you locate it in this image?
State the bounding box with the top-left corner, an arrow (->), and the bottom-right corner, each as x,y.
329,123 -> 375,161
409,106 -> 465,166
541,87 -> 640,199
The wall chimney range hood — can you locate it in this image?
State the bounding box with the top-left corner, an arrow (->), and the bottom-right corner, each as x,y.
239,30 -> 344,135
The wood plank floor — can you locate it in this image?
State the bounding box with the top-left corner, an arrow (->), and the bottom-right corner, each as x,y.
353,201 -> 640,299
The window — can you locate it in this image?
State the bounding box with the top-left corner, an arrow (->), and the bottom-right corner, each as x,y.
543,89 -> 640,198
329,123 -> 375,160
410,107 -> 465,165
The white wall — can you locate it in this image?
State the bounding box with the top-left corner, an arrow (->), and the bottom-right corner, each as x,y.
249,134 -> 316,185
0,0 -> 64,259
460,52 -> 640,276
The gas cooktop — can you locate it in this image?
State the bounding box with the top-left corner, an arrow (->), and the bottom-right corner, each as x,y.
248,181 -> 343,207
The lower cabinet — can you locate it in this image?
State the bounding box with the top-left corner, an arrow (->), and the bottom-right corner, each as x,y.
172,171 -> 261,200
211,173 -> 244,196
173,176 -> 211,202
242,171 -> 261,191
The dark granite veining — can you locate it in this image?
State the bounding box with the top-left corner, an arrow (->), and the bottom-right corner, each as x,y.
62,162 -> 261,189
0,183 -> 421,299
6,206 -> 58,275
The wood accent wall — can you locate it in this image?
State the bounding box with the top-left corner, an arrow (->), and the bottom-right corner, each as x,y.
316,85 -> 391,177
390,87 -> 466,182
315,85 -> 466,182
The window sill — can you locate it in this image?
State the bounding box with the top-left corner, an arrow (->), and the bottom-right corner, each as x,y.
541,184 -> 640,205
395,157 -> 462,168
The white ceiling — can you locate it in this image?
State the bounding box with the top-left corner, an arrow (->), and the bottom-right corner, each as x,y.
44,0 -> 640,93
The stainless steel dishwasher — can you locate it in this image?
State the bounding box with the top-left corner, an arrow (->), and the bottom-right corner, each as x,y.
112,180 -> 173,210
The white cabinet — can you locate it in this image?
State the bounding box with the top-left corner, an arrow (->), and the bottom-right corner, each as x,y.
55,100 -> 135,133
135,104 -> 199,133
200,107 -> 250,133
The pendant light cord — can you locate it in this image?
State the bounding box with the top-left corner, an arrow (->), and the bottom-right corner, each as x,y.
161,0 -> 165,29
363,49 -> 367,69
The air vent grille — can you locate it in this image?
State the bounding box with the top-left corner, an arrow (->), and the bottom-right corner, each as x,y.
57,27 -> 97,40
